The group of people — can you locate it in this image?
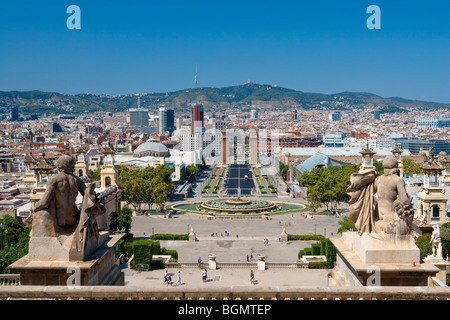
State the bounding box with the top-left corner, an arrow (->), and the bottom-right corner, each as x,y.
162,267 -> 258,285
164,270 -> 182,286
209,231 -> 233,237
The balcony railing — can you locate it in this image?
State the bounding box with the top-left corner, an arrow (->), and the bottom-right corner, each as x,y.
0,285 -> 449,300
0,274 -> 20,286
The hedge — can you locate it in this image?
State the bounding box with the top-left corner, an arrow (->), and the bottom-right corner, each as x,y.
298,238 -> 337,269
288,234 -> 325,241
117,238 -> 179,269
132,239 -> 153,269
308,261 -> 335,269
150,234 -> 189,241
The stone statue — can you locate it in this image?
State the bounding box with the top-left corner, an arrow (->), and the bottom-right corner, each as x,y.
430,223 -> 442,259
30,155 -> 107,261
32,155 -> 87,237
347,155 -> 414,240
70,183 -> 106,260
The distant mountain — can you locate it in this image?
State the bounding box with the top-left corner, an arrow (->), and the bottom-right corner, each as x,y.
0,83 -> 448,115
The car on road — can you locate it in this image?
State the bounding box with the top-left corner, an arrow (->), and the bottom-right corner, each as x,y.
244,175 -> 249,181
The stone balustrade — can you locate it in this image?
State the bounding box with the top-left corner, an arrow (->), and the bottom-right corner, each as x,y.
0,274 -> 20,286
164,262 -> 309,269
0,285 -> 449,300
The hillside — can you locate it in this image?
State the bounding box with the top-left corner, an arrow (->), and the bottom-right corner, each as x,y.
0,83 -> 448,115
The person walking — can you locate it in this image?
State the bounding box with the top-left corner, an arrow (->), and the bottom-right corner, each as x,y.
202,268 -> 207,282
247,254 -> 249,262
250,270 -> 255,285
177,271 -> 181,286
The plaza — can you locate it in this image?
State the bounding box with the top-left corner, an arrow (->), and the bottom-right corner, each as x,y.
123,206 -> 342,288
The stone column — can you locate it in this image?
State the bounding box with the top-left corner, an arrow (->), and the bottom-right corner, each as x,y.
189,227 -> 196,241
281,227 -> 288,242
257,255 -> 266,270
209,255 -> 217,270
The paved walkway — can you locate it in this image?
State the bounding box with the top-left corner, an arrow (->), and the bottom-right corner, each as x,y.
124,208 -> 341,288
123,268 -> 331,288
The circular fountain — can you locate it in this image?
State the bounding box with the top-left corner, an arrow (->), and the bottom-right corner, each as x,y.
200,197 -> 278,214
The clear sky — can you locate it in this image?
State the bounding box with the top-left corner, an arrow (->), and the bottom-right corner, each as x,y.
1,0 -> 449,103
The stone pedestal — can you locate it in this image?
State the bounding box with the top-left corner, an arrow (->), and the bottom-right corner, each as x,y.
330,232 -> 439,286
257,255 -> 266,270
280,228 -> 288,242
189,228 -> 197,241
208,255 -> 217,270
9,234 -> 124,286
424,256 -> 449,285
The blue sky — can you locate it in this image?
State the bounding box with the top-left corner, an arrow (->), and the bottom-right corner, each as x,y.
1,1 -> 450,103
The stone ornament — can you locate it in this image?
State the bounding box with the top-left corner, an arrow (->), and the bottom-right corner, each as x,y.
347,155 -> 414,240
30,155 -> 106,261
430,223 -> 442,259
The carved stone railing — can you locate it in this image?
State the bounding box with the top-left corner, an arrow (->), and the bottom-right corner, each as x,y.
164,262 -> 309,269
0,285 -> 449,300
0,274 -> 20,286
429,277 -> 447,287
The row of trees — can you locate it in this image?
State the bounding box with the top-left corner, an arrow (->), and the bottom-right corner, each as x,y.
297,158 -> 425,210
0,215 -> 30,273
298,164 -> 361,210
118,165 -> 175,213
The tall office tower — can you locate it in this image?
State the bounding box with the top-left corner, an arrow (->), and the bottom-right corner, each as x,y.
158,107 -> 175,135
191,103 -> 204,134
129,108 -> 149,126
329,111 -> 341,121
10,106 -> 19,121
293,109 -> 298,121
249,130 -> 258,166
175,118 -> 183,130
374,109 -> 381,120
250,109 -> 258,120
222,131 -> 227,164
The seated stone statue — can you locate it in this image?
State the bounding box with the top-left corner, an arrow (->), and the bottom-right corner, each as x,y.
32,155 -> 87,237
347,155 -> 414,240
30,155 -> 106,261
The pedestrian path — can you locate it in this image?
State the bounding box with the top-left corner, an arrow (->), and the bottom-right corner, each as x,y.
123,268 -> 331,288
195,236 -> 281,241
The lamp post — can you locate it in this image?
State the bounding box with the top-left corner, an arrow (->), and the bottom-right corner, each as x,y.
0,223 -> 8,250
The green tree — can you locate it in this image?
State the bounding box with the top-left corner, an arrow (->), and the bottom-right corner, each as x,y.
122,178 -> 146,211
440,222 -> 450,259
0,215 -> 31,273
298,167 -> 323,188
109,206 -> 133,233
89,168 -> 101,181
337,216 -> 356,234
373,159 -> 384,176
117,206 -> 133,233
402,158 -> 424,175
299,164 -> 359,209
186,165 -> 199,183
155,193 -> 167,212
416,233 -> 432,258
279,162 -> 289,180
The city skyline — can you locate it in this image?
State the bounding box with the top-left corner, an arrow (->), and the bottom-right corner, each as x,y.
1,1 -> 450,103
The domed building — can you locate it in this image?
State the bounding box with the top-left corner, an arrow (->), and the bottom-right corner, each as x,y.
133,141 -> 169,158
